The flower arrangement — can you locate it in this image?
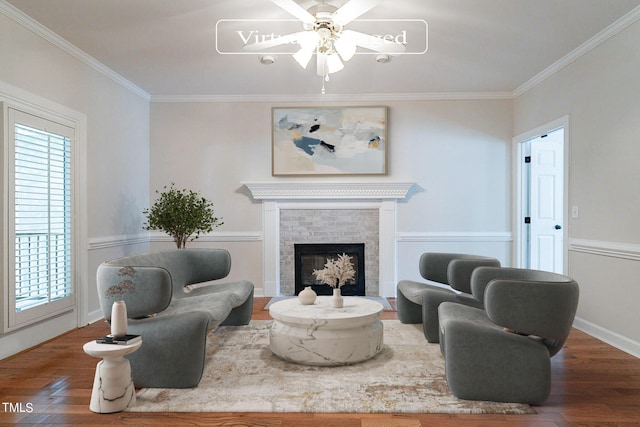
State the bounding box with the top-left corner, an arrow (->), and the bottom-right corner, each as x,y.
312,253 -> 356,288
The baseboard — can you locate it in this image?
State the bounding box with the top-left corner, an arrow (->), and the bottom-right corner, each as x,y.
573,316 -> 640,358
86,308 -> 105,325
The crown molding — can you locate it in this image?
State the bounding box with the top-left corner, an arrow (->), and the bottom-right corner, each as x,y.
4,0 -> 638,103
0,0 -> 151,101
243,181 -> 415,200
150,92 -> 514,103
514,5 -> 640,97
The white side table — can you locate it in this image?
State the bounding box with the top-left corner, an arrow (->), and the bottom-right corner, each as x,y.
83,340 -> 142,413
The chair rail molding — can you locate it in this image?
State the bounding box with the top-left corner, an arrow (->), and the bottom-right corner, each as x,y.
397,231 -> 513,242
569,238 -> 640,261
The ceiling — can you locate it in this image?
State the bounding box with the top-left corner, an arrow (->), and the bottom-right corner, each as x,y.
5,0 -> 640,97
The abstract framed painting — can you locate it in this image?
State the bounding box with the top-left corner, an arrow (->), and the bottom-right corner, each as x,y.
272,106 -> 388,176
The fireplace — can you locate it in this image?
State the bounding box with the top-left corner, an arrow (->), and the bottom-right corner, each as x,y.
243,181 -> 415,297
295,243 -> 366,296
281,209 -> 378,296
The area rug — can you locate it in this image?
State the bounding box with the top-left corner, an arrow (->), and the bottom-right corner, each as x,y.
129,320 -> 534,414
265,295 -> 393,310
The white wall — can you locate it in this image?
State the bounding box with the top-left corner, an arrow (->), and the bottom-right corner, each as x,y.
0,10 -> 150,358
150,99 -> 513,292
514,20 -> 640,354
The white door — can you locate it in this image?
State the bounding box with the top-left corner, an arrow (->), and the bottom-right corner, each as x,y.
528,128 -> 564,273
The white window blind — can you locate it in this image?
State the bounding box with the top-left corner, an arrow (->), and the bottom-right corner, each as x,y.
8,108 -> 75,329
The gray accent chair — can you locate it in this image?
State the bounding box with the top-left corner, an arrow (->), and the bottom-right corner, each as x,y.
96,249 -> 254,388
396,253 -> 501,342
439,267 -> 579,405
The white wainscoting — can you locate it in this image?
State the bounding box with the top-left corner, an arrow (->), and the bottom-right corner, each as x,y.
88,232 -> 265,310
397,234 -> 640,357
148,231 -> 265,296
396,231 -> 513,286
569,238 -> 640,358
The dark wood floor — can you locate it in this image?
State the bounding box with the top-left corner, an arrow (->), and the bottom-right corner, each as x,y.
1,297 -> 639,426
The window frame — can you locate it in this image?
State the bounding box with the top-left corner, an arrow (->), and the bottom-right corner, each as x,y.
7,108 -> 76,329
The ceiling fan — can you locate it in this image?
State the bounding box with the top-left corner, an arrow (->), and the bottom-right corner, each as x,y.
244,0 -> 406,79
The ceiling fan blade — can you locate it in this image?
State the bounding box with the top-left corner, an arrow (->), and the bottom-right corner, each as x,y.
271,0 -> 315,24
333,0 -> 378,26
243,31 -> 308,52
341,30 -> 406,54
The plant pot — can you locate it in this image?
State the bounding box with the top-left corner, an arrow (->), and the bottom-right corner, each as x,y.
331,287 -> 344,308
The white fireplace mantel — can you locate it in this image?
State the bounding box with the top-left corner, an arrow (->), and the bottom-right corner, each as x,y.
244,181 -> 415,297
244,182 -> 414,200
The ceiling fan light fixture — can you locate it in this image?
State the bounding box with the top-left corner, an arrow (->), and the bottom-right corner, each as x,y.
293,47 -> 314,69
326,53 -> 344,74
334,37 -> 357,61
253,0 -> 403,92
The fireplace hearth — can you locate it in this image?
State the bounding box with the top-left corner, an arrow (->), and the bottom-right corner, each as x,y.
295,243 -> 366,296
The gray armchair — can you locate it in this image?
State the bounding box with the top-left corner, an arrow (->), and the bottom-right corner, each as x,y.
396,253 -> 501,342
96,249 -> 254,388
438,267 -> 579,405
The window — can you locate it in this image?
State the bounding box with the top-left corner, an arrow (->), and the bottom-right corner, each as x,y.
6,108 -> 76,330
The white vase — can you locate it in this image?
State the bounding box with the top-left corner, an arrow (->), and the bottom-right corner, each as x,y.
110,300 -> 128,338
298,286 -> 317,305
331,287 -> 344,308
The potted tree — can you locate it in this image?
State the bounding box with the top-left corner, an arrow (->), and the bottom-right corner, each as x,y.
143,183 -> 223,248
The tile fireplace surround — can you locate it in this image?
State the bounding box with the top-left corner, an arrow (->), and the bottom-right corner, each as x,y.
244,182 -> 414,297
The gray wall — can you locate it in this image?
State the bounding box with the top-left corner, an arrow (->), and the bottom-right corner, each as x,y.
149,99 -> 514,295
0,11 -> 150,358
514,19 -> 640,353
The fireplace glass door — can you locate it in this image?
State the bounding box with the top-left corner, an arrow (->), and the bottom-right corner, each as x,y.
294,243 -> 365,296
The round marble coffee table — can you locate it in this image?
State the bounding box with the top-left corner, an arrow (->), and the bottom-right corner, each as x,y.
268,296 -> 384,366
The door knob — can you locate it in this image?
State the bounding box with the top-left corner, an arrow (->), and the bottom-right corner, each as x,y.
555,225 -> 562,230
